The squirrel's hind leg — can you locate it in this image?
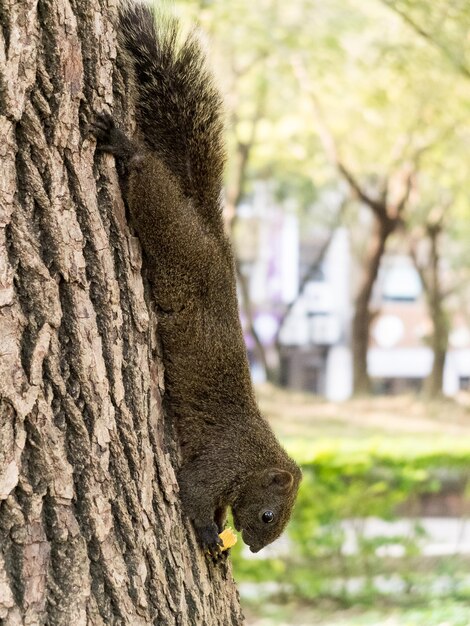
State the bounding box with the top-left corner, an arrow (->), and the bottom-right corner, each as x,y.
90,113 -> 143,166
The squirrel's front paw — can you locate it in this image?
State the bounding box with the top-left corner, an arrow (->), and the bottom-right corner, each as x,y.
195,522 -> 223,558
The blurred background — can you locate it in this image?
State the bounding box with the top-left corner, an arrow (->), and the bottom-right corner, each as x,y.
177,1 -> 470,624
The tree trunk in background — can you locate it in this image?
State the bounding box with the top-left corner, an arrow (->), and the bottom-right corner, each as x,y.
296,64 -> 418,397
418,223 -> 449,399
352,216 -> 393,395
425,302 -> 448,398
0,1 -> 244,624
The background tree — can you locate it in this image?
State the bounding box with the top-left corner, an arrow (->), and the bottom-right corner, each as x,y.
287,0 -> 469,395
0,1 -> 243,624
409,207 -> 451,399
406,160 -> 470,399
294,75 -> 419,394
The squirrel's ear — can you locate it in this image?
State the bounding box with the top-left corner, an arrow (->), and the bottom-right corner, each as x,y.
263,469 -> 294,493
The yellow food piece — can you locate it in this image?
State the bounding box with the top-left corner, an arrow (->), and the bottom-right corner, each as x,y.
219,527 -> 237,551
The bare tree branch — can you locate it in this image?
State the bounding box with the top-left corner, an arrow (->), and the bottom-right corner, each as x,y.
378,0 -> 470,80
274,199 -> 348,350
408,197 -> 453,299
388,164 -> 416,218
235,258 -> 271,376
226,89 -> 267,228
409,232 -> 429,291
336,161 -> 386,218
388,136 -> 439,219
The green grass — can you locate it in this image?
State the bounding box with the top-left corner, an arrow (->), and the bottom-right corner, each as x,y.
256,384 -> 470,441
244,598 -> 470,625
256,383 -> 470,480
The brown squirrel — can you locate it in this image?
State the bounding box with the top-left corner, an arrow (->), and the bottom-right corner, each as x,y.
92,3 -> 301,558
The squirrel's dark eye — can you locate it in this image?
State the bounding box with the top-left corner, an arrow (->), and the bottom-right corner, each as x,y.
261,510 -> 274,524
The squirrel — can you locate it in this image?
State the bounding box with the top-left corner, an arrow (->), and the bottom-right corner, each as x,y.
91,3 -> 301,558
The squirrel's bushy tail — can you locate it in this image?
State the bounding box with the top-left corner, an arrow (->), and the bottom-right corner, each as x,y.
119,3 -> 225,216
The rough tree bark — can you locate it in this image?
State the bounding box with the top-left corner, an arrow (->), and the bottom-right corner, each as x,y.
0,1 -> 244,624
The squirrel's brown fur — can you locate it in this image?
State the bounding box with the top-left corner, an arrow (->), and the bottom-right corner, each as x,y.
92,3 -> 301,557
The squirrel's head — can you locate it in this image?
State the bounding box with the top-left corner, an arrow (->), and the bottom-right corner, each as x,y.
232,465 -> 301,553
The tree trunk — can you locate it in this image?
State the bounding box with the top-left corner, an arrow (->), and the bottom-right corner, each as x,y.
0,1 -> 244,625
425,306 -> 448,398
422,227 -> 449,399
352,216 -> 393,395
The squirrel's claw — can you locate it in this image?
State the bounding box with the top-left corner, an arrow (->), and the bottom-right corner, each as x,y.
212,548 -> 230,563
89,112 -> 138,162
88,112 -> 115,140
195,522 -> 223,558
